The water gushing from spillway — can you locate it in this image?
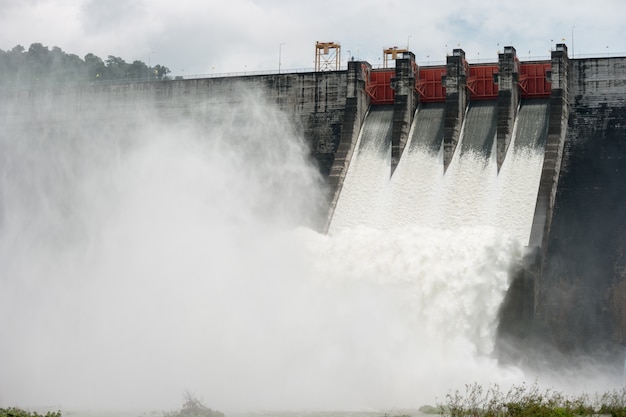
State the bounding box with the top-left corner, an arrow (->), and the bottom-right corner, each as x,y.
330,103 -> 546,244
326,103 -> 546,386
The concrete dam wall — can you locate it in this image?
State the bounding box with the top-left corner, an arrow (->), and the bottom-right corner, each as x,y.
0,70 -> 352,178
1,44 -> 625,358
535,56 -> 626,355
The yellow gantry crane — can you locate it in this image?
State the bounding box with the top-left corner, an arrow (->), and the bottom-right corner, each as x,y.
315,41 -> 341,71
383,46 -> 409,68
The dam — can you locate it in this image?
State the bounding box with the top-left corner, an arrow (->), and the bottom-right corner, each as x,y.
1,42 -> 626,408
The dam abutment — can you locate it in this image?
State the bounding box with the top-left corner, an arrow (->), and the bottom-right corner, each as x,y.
534,54 -> 626,354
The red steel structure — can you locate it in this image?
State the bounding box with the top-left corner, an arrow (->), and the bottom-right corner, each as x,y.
467,64 -> 499,100
366,68 -> 395,105
519,62 -> 552,98
365,62 -> 551,105
416,67 -> 447,103
365,66 -> 448,105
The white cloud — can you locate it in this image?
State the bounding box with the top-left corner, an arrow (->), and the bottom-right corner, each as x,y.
0,0 -> 624,79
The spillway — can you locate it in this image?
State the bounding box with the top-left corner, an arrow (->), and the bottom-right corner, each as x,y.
330,99 -> 549,246
460,101 -> 497,157
328,106 -> 393,231
408,102 -> 445,153
513,99 -> 550,148
493,99 -> 550,242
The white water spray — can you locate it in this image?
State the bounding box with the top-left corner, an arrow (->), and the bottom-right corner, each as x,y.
0,90 -> 613,415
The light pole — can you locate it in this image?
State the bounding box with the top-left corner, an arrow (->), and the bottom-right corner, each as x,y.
147,51 -> 153,80
279,42 -> 285,73
571,26 -> 575,58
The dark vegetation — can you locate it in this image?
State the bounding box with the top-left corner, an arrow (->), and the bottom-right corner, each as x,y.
441,382 -> 626,417
0,409 -> 60,417
5,384 -> 626,417
163,393 -> 224,417
0,43 -> 171,87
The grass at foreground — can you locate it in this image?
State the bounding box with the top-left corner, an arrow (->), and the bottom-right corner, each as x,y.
4,385 -> 626,417
438,382 -> 626,417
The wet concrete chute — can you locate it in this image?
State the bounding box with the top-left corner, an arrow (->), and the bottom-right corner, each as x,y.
328,105 -> 393,231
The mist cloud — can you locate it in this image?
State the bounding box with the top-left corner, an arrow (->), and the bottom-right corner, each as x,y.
0,88 -> 533,413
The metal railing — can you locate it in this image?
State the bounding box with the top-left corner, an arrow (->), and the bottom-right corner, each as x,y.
174,67 -> 320,80
2,51 -> 625,91
572,51 -> 626,59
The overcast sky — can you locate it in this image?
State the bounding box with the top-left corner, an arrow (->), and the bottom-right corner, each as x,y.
1,0 -> 625,76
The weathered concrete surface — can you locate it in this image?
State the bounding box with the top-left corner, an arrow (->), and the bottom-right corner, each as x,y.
535,55 -> 626,355
0,71 -> 350,179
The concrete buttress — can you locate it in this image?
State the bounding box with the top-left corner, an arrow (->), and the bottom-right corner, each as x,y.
496,46 -> 520,171
443,49 -> 469,171
390,52 -> 417,176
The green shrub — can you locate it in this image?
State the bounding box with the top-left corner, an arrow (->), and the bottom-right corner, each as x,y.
163,393 -> 224,417
597,388 -> 626,417
0,408 -> 60,417
440,382 -> 601,417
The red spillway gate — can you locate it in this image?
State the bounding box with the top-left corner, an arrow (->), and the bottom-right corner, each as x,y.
366,68 -> 395,105
365,62 -> 552,105
366,66 -> 448,104
416,67 -> 446,102
467,65 -> 499,100
519,62 -> 552,98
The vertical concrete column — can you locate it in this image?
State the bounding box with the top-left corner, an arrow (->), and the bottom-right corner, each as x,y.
390,52 -> 417,175
324,60 -> 371,231
496,46 -> 520,171
443,49 -> 469,171
529,43 -> 570,250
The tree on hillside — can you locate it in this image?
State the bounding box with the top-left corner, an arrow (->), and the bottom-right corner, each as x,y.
0,43 -> 171,86
128,59 -> 149,79
84,52 -> 105,80
153,64 -> 171,80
